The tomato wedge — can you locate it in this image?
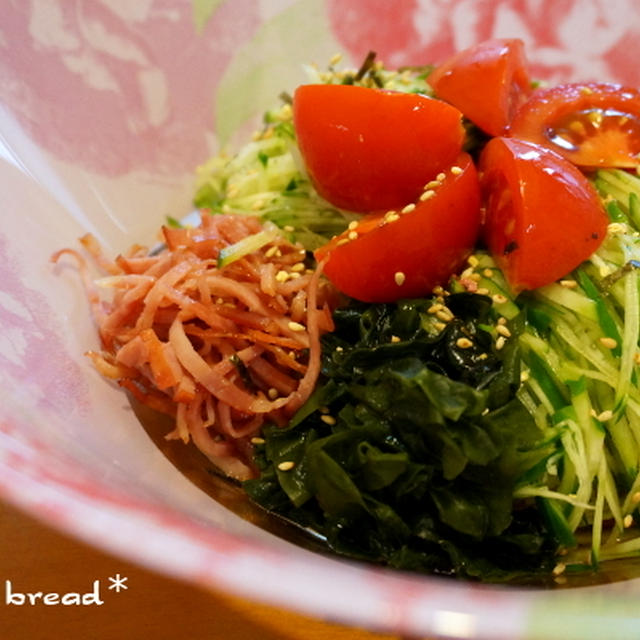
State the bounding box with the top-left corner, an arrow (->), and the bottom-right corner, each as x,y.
479,137 -> 608,293
315,153 -> 481,302
507,82 -> 640,168
293,84 -> 465,212
428,38 -> 532,137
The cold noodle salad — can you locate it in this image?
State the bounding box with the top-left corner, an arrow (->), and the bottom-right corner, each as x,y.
57,39 -> 640,582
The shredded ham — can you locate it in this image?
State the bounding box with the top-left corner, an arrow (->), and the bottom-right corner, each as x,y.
52,213 -> 337,481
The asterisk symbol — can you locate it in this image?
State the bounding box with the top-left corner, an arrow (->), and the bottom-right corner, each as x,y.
108,574 -> 128,593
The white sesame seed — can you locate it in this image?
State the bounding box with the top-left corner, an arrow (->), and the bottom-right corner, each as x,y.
492,293 -> 508,304
265,245 -> 279,258
348,230 -> 359,240
624,514 -> 634,528
483,268 -> 493,277
456,337 -> 473,349
401,203 -> 416,214
348,220 -> 359,230
288,321 -> 305,332
275,270 -> 289,282
560,279 -> 578,289
436,172 -> 446,182
467,255 -> 479,267
394,271 -> 406,286
251,437 -> 265,445
336,237 -> 350,246
290,262 -> 305,272
420,189 -> 436,201
496,324 -> 512,338
495,336 -> 506,350
428,303 -> 444,314
390,335 -> 401,343
552,562 -> 566,576
277,461 -> 296,471
597,409 -> 613,422
600,337 -> 618,349
423,180 -> 441,190
632,492 -> 640,504
321,414 -> 336,425
450,165 -> 463,175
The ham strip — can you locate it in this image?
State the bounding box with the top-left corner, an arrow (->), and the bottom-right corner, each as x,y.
57,214 -> 337,480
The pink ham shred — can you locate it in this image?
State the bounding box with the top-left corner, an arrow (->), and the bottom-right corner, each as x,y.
52,213 -> 337,481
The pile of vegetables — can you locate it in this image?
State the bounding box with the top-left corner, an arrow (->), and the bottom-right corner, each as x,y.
194,39 -> 640,581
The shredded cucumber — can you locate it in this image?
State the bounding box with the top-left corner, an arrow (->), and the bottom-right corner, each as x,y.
217,223 -> 280,268
468,169 -> 640,570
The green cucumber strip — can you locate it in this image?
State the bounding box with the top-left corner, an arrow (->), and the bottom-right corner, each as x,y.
536,497 -> 577,548
576,270 -> 622,357
217,226 -> 280,268
614,269 -> 640,413
520,336 -> 568,411
629,192 -> 640,231
606,200 -> 629,224
536,283 -> 598,323
590,457 -> 608,569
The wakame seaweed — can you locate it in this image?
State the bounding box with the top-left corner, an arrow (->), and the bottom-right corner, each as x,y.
244,293 -> 557,581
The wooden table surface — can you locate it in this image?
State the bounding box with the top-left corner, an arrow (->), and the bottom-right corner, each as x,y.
0,498 -> 405,640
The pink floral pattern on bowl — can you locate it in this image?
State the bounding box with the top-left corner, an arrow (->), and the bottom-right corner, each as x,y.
0,0 -> 259,176
2,2 -> 640,639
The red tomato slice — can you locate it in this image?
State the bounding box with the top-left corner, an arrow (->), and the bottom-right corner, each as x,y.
428,39 -> 532,137
479,137 -> 608,293
293,84 -> 465,212
315,153 -> 481,302
507,82 -> 640,168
